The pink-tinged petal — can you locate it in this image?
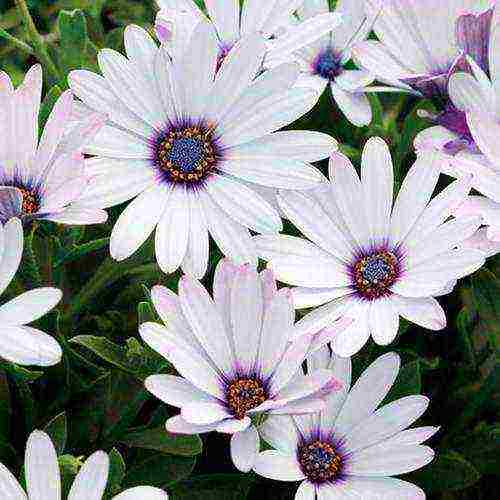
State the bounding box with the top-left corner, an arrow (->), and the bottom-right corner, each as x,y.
230,425 -> 259,472
334,352 -> 400,437
459,227 -> 500,257
181,402 -> 231,425
253,451 -> 305,481
150,285 -> 192,336
467,111 -> 500,165
308,317 -> 355,354
0,187 -> 23,223
165,415 -> 218,435
391,295 -> 446,331
269,398 -> 327,416
330,302 -> 371,357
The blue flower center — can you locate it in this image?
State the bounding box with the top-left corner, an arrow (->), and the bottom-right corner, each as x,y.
168,137 -> 204,173
298,440 -> 342,484
226,378 -> 267,420
313,49 -> 342,81
362,256 -> 392,284
353,250 -> 399,300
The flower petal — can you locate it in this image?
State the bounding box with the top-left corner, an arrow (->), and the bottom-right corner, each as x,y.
230,425 -> 260,472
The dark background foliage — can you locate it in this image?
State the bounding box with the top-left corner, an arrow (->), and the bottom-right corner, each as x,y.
0,0 -> 499,498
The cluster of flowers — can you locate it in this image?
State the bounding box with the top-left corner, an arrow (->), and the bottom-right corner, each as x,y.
0,0 -> 498,498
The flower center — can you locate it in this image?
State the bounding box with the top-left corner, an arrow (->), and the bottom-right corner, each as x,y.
313,49 -> 342,81
298,440 -> 342,484
18,186 -> 40,215
353,250 -> 399,300
155,125 -> 218,184
226,378 -> 267,420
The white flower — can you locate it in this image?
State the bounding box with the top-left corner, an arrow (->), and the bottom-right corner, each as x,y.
68,23 -> 336,278
0,218 -> 63,367
140,260 -> 345,472
0,65 -> 108,226
0,430 -> 168,500
253,349 -> 437,499
417,21 -> 500,256
255,137 -> 485,356
265,0 -> 381,127
155,0 -> 343,64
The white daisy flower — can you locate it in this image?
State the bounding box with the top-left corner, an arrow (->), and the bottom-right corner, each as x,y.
155,0 -> 343,66
417,22 -> 500,256
265,0 -> 382,127
0,65 -> 108,226
140,259 -> 345,472
254,349 -> 438,499
0,430 -> 168,499
68,23 -> 335,278
0,218 -> 63,367
255,137 -> 486,356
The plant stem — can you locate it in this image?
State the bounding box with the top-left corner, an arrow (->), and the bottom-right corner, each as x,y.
0,27 -> 34,54
15,0 -> 60,84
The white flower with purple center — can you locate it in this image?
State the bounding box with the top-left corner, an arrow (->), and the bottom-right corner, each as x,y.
254,349 -> 438,499
0,65 -> 108,226
354,0 -> 496,153
140,260 -> 346,472
0,218 -> 62,367
0,430 -> 168,500
68,23 -> 335,278
255,137 -> 485,356
265,0 -> 382,127
155,0 -> 343,69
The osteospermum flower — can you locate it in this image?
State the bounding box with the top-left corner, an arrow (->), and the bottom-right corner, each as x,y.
354,0 -> 496,150
254,349 -> 438,499
140,260 -> 345,472
265,0 -> 382,127
0,430 -> 168,499
155,0 -> 342,65
0,218 -> 63,367
0,65 -> 107,226
68,23 -> 335,278
255,138 -> 486,356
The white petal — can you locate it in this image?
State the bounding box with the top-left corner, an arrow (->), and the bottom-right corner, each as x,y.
390,152 -> 441,245
155,186 -> 189,275
0,288 -> 61,325
334,352 -> 400,437
0,218 -> 23,295
258,415 -> 298,454
391,296 -> 446,330
150,285 -> 192,336
0,326 -> 62,367
0,463 -> 26,500
165,415 -> 218,435
467,111 -> 500,165
291,287 -> 352,308
85,125 -> 151,159
110,184 -> 168,261
25,431 -> 61,500
181,402 -> 231,425
205,0 -> 240,42
144,374 -> 215,407
347,444 -> 435,476
253,451 -> 305,481
179,275 -> 234,374
321,354 -> 352,426
206,175 -> 282,234
217,417 -> 252,434
112,487 -> 168,500
230,425 -> 260,472
361,137 -> 393,247
330,83 -> 372,126
370,298 -> 400,346
449,72 -> 491,113
68,451 -> 109,500
294,481 -> 316,500
334,477 -> 425,499
388,426 -> 440,446
230,265 -> 263,371
342,395 -> 430,453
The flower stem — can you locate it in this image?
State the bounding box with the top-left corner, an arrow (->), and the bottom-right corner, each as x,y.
15,0 -> 60,84
20,224 -> 42,288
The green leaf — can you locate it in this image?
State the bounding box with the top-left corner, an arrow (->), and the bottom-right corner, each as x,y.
59,454 -> 83,498
124,452 -> 196,489
409,451 -> 481,492
0,371 -> 11,438
137,301 -> 157,325
104,448 -> 126,498
54,238 -> 110,268
0,360 -> 43,382
384,360 -> 421,403
169,474 -> 256,500
39,85 -> 63,131
57,9 -> 89,74
87,0 -> 107,17
471,269 -> 500,348
121,427 -> 202,457
44,412 -> 67,455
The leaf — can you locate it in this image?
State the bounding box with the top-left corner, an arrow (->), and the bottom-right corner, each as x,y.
59,454 -> 83,498
54,238 -> 110,268
0,371 -> 11,438
409,451 -> 481,492
39,85 -> 62,131
137,301 -> 157,325
169,474 -> 256,500
384,360 -> 421,403
87,0 -> 107,18
121,427 -> 202,457
123,451 -> 196,489
44,412 -> 67,455
57,9 -> 89,74
471,269 -> 500,348
104,448 -> 126,498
